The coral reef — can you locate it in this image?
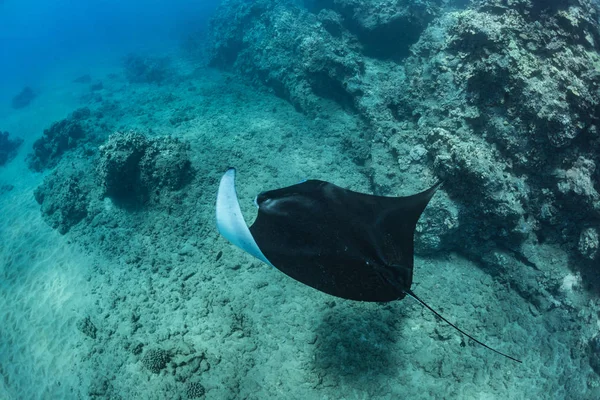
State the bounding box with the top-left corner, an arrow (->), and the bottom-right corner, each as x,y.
185,382 -> 206,399
34,128 -> 194,234
579,227 -> 599,260
208,0 -> 365,113
169,106 -> 197,127
0,131 -> 23,166
76,316 -> 98,339
97,131 -> 192,204
34,164 -> 92,234
307,0 -> 449,60
27,108 -> 93,171
208,0 -> 450,117
11,86 -> 36,109
590,334 -> 600,375
207,0 -> 600,269
409,0 -> 600,263
96,132 -> 149,201
123,54 -> 173,84
141,349 -> 171,374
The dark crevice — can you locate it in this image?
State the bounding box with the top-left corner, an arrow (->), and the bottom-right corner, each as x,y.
309,72 -> 357,112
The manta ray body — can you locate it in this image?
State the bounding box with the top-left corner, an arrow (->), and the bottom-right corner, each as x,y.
216,168 -> 521,363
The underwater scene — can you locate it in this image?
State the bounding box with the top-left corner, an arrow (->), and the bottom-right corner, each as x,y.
1,0 -> 600,398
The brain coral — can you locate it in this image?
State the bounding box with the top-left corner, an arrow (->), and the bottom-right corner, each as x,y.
141,348 -> 171,374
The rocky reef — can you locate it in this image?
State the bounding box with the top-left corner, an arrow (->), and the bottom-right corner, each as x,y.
208,0 -> 600,271
27,107 -> 97,172
208,0 -> 458,116
11,86 -> 36,109
141,348 -> 171,374
34,163 -> 92,234
123,54 -> 173,84
0,131 -> 23,166
34,130 -> 193,234
97,131 -> 193,205
207,4 -> 600,389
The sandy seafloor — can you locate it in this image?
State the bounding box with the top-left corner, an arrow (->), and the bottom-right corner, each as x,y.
0,51 -> 597,400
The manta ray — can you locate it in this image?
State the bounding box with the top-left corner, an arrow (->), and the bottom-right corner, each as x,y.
216,168 -> 521,363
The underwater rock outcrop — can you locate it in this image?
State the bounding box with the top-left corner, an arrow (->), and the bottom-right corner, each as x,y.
307,0 -> 452,60
97,131 -> 192,204
208,0 -> 600,267
34,163 -> 92,234
409,0 -> 600,262
0,131 -> 23,166
208,0 -> 450,117
123,54 -> 173,84
11,86 -> 36,109
0,184 -> 14,196
209,0 -> 365,113
27,107 -> 93,171
34,128 -> 193,234
76,316 -> 98,340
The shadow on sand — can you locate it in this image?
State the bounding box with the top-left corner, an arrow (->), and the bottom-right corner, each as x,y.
311,303 -> 410,389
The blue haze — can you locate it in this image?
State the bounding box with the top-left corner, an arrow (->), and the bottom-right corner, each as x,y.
0,0 -> 218,97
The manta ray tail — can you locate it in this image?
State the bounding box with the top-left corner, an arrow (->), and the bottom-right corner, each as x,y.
406,290 -> 522,363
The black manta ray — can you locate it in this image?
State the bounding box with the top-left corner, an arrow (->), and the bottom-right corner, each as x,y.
216,168 -> 522,363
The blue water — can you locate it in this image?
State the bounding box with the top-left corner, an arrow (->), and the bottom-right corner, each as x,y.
1,0 -> 599,399
0,0 -> 217,98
